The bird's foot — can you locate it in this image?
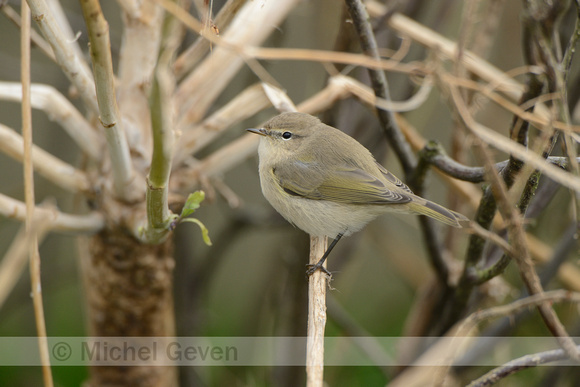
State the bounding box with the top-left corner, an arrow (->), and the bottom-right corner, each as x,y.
306,262 -> 332,279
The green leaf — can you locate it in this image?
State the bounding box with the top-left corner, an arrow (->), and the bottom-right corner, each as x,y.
180,191 -> 205,218
181,218 -> 212,246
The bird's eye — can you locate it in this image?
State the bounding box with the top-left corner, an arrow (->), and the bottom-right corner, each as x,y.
282,131 -> 292,140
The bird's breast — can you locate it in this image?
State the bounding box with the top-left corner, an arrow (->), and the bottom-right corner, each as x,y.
258,165 -> 380,238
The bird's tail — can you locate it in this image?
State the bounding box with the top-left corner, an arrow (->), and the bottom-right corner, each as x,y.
407,197 -> 470,228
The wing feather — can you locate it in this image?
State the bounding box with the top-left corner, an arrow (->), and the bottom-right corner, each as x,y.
375,162 -> 414,194
273,161 -> 412,205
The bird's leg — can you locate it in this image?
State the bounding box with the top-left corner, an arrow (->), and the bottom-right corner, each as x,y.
306,233 -> 343,277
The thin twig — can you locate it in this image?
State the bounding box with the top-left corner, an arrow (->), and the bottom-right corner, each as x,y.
245,46 -> 424,74
417,141 -> 580,183
20,3 -> 53,384
435,290 -> 580,387
462,0 -> 578,294
344,0 -> 459,301
407,125 -> 580,291
175,0 -> 246,79
159,1 -> 578,136
467,346 -> 580,387
306,235 -> 328,387
332,74 -> 434,113
378,8 -> 524,98
173,0 -> 300,125
344,0 -> 416,176
527,0 -> 580,225
451,85 -> 580,362
161,0 -> 576,137
442,74 -> 578,132
450,106 -> 580,192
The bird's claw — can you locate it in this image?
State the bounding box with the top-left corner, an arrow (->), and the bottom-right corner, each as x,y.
306,262 -> 332,279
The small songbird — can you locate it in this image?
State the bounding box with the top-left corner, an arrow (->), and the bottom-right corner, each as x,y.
247,112 -> 469,275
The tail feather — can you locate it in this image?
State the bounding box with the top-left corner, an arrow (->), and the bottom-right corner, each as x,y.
408,198 -> 470,228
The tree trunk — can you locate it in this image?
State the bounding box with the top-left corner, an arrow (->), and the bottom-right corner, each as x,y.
82,229 -> 177,386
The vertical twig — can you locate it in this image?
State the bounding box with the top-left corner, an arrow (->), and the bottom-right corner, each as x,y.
79,0 -> 138,202
141,9 -> 181,243
141,67 -> 175,243
21,2 -> 53,385
306,236 -> 328,387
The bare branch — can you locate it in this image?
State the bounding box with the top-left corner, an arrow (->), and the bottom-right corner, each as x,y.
345,0 -> 416,176
333,74 -> 433,113
174,0 -> 300,125
0,124 -> 91,194
244,46 -> 423,73
467,346 -> 580,387
0,82 -> 101,159
373,7 -> 524,97
174,83 -> 271,164
26,0 -> 98,113
435,290 -> 580,386
451,85 -> 580,361
45,0 -> 88,69
1,4 -> 55,60
175,0 -> 246,79
262,82 -> 298,113
171,76 -> 360,193
116,0 -> 164,154
0,193 -> 105,233
306,236 -> 328,387
452,109 -> 580,192
80,0 -> 139,202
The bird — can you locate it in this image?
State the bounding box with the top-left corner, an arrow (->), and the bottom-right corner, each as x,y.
247,112 -> 469,275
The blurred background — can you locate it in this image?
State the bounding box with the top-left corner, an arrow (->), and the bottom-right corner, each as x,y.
1,0 -> 579,386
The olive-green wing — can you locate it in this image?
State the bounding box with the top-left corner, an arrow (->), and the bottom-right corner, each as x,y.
272,161 -> 412,204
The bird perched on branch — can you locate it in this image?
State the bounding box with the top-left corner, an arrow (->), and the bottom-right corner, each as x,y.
247,112 -> 469,275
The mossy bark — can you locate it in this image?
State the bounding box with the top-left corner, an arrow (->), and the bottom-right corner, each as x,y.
82,229 -> 177,386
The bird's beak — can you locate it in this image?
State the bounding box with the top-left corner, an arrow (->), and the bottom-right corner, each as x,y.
246,128 -> 267,136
